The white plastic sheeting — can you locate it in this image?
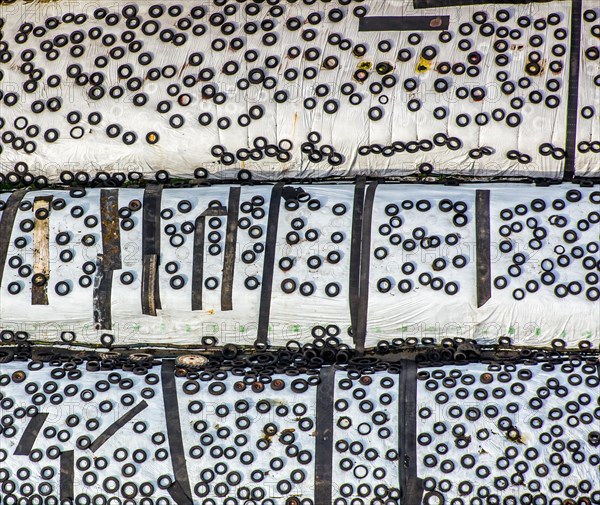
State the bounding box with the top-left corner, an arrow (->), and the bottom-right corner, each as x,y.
0,361 -> 175,502
0,0 -> 579,181
416,361 -> 600,503
0,183 -> 598,349
0,360 -> 401,504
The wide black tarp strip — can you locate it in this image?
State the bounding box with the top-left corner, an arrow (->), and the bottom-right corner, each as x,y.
93,256 -> 113,330
314,365 -> 336,505
359,15 -> 449,31
399,360 -> 424,504
90,400 -> 148,452
257,183 -> 284,345
191,215 -> 206,311
355,181 -> 378,354
14,412 -> 49,455
141,185 -> 162,314
0,190 -> 26,314
475,190 -> 492,308
60,450 -> 74,501
168,481 -> 194,505
221,187 -> 241,311
564,0 -> 582,181
161,360 -> 193,505
349,178 -> 366,341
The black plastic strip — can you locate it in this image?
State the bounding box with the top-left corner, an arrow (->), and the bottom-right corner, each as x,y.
355,181 -> 378,354
191,205 -> 228,311
90,400 -> 148,452
359,15 -> 449,31
191,216 -> 206,311
142,185 -> 162,313
564,0 -> 582,181
60,450 -> 74,501
221,187 -> 241,311
314,365 -> 335,505
161,360 -> 193,505
100,189 -> 122,271
142,185 -> 162,256
413,0 -> 549,7
257,183 -> 284,345
167,481 -> 194,505
399,360 -> 423,505
475,190 -> 491,308
0,191 -> 27,301
14,412 -> 49,455
349,178 -> 366,339
93,256 -> 113,330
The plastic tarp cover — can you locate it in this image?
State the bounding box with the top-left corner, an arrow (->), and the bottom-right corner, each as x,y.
0,360 -> 597,503
0,183 -> 597,349
0,0 -> 579,181
0,361 -> 402,503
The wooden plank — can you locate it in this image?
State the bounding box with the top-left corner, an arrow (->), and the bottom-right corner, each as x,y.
100,189 -> 122,271
359,15 -> 449,31
32,196 -> 52,305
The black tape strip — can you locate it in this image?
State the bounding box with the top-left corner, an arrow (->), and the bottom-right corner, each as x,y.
314,365 -> 335,505
349,178 -> 366,339
257,183 -> 284,345
60,450 -> 74,501
161,360 -> 193,505
100,189 -> 122,271
221,187 -> 241,311
142,185 -> 162,314
564,0 -> 582,181
399,360 -> 424,505
359,15 -> 449,31
475,190 -> 491,308
0,191 -> 27,297
14,412 -> 49,455
191,215 -> 206,311
90,400 -> 148,452
93,256 -> 113,330
413,0 -> 550,7
355,181 -> 378,354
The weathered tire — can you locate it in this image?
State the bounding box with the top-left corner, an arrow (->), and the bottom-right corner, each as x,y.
175,354 -> 208,370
